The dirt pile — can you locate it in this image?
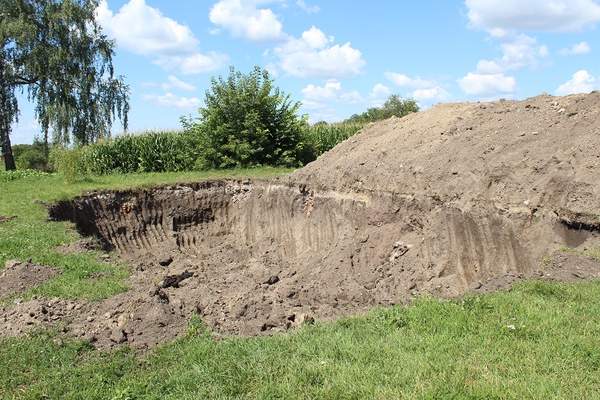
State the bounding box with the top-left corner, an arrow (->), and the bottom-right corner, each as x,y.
3,93 -> 600,350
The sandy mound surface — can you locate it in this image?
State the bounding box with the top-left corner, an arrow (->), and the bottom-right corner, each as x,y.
2,93 -> 599,350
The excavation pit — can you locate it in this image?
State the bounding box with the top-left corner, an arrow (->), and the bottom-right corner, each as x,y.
45,177 -> 600,349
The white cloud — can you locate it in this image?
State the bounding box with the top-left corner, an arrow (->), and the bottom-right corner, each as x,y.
412,87 -> 449,102
296,0 -> 320,13
560,41 -> 591,55
385,72 -> 447,102
301,26 -> 330,49
143,92 -> 201,109
476,59 -> 503,74
97,0 -> 226,75
145,76 -> 197,92
96,0 -> 197,55
385,72 -> 435,89
458,72 -> 516,96
302,79 -> 342,100
155,52 -> 229,75
300,80 -> 363,123
301,79 -> 363,105
498,34 -> 548,70
466,0 -> 600,33
209,0 -> 284,41
275,27 -> 365,78
370,83 -> 391,99
556,70 -> 597,95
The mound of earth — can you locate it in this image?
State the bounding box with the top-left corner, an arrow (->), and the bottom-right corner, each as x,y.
3,93 -> 599,350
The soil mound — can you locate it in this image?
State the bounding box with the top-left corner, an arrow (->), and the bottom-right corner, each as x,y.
5,93 -> 599,350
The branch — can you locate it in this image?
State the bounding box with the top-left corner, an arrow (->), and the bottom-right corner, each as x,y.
13,76 -> 38,85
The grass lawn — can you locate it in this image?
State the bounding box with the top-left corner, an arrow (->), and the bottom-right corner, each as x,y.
1,169 -> 600,399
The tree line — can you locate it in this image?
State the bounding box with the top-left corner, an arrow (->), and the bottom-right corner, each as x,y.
1,0 -> 419,173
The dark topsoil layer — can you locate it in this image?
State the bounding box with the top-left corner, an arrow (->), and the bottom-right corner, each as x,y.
2,93 -> 600,350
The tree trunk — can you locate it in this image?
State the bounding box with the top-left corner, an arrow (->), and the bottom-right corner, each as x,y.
0,48 -> 16,170
1,125 -> 16,171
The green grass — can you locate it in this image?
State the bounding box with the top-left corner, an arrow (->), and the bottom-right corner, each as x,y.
0,168 -> 290,300
1,170 -> 600,399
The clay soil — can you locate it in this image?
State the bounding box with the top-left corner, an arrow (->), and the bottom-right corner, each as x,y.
2,93 -> 600,350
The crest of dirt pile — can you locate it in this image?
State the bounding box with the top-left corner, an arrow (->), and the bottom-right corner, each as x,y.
33,93 -> 600,350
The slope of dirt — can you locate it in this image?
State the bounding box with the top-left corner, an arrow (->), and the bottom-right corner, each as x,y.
3,93 -> 599,350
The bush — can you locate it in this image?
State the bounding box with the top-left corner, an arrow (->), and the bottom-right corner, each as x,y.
346,95 -> 419,124
183,66 -> 305,169
12,139 -> 49,171
49,147 -> 88,182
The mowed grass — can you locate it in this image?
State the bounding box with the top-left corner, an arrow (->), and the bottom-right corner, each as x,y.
1,170 -> 600,399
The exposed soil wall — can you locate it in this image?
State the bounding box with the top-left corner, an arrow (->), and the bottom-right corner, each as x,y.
4,92 -> 600,350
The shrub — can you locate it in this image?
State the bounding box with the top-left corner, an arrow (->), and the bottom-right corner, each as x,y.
49,147 -> 88,182
12,139 -> 49,171
183,66 -> 305,169
346,95 -> 419,124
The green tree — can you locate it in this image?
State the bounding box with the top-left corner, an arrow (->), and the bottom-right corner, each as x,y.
0,0 -> 129,171
183,66 -> 305,169
346,94 -> 419,124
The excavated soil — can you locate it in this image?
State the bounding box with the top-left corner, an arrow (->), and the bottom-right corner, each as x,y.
0,260 -> 59,298
2,92 -> 600,350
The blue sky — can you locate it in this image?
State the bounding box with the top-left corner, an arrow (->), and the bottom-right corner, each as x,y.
11,0 -> 600,144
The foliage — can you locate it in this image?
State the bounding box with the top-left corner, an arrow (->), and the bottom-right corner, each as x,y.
183,66 -> 305,169
301,122 -> 364,157
49,146 -> 88,182
0,0 -> 129,170
54,130 -> 202,175
13,138 -> 49,170
0,168 -> 49,182
346,94 -> 419,124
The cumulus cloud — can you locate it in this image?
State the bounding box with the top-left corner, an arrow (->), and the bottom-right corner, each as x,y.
556,70 -> 597,95
460,33 -> 546,97
154,53 -> 229,75
301,79 -> 363,106
145,76 -> 197,92
299,79 -> 364,122
560,41 -> 591,56
275,26 -> 365,78
385,72 -> 447,102
143,92 -> 201,109
296,0 -> 320,14
370,83 -> 391,99
209,0 -> 284,41
96,0 -> 226,74
458,72 -> 516,96
466,0 -> 600,33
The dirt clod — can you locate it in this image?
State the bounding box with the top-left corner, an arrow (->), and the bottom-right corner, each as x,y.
161,271 -> 193,288
159,256 -> 173,267
0,215 -> 16,224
